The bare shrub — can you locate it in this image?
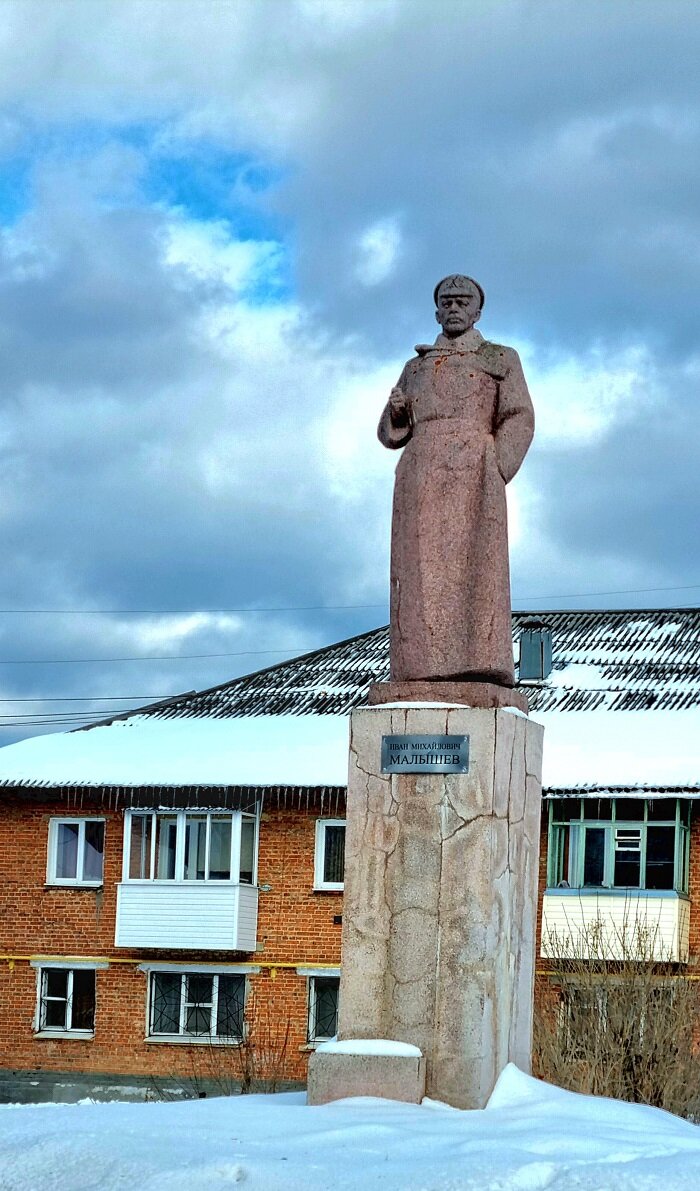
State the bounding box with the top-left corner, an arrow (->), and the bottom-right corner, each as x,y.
150,987 -> 292,1101
230,989 -> 292,1094
534,914 -> 700,1119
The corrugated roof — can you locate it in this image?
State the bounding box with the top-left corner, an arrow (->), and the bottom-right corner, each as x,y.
543,784 -> 700,799
92,607 -> 700,724
1,608 -> 698,793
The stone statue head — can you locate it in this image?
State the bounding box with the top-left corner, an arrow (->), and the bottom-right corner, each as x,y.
434,274 -> 484,338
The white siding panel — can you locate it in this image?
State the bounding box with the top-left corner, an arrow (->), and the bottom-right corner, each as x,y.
541,892 -> 689,962
115,883 -> 258,950
236,885 -> 259,952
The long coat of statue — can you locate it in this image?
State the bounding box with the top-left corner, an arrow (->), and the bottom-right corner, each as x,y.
378,327 -> 534,686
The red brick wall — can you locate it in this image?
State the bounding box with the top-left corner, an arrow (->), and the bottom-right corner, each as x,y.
0,796 -> 342,1084
688,811 -> 700,960
1,793 -> 697,1088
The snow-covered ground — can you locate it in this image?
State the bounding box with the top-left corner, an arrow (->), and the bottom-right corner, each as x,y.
1,1066 -> 700,1191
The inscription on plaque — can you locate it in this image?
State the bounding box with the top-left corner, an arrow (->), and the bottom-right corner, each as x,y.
381,734 -> 469,774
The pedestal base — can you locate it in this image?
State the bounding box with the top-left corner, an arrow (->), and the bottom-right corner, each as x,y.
307,1047 -> 426,1106
337,703 -> 543,1110
368,680 -> 529,714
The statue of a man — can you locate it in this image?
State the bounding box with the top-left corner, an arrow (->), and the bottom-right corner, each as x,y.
377,274 -> 534,687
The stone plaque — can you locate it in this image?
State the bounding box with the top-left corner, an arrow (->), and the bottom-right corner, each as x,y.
381,734 -> 469,774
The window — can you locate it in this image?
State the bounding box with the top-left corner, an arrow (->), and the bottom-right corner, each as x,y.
314,820 -> 345,890
124,810 -> 258,884
308,976 -> 339,1042
547,798 -> 690,893
47,819 -> 104,885
148,971 -> 245,1040
36,967 -> 96,1034
558,982 -> 677,1061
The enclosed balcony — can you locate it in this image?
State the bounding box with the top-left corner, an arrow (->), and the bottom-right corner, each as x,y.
542,795 -> 691,963
115,809 -> 258,951
541,889 -> 689,962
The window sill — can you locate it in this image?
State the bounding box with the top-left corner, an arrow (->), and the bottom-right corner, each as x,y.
44,882 -> 104,890
545,887 -> 688,899
312,886 -> 344,894
34,1031 -> 94,1041
120,880 -> 254,887
300,1040 -> 334,1051
145,1035 -> 243,1046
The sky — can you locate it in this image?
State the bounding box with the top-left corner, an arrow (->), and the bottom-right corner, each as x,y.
0,0 -> 700,741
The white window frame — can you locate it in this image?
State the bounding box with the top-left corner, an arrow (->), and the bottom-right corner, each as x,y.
314,819 -> 346,891
31,960 -> 105,1037
145,968 -> 248,1044
46,818 -> 105,886
122,809 -> 258,885
547,798 -> 689,892
307,973 -> 340,1043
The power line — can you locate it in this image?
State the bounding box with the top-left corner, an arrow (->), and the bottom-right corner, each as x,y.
0,696 -> 164,703
0,713 -> 117,721
517,583 -> 700,601
0,581 -> 698,614
3,601 -> 700,669
0,604 -> 387,615
0,646 -> 308,665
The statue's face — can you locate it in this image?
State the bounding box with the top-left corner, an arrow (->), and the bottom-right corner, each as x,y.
435,288 -> 481,337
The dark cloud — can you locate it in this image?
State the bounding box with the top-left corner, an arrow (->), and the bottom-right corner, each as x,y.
265,4 -> 700,359
527,365 -> 700,585
0,1 -> 698,743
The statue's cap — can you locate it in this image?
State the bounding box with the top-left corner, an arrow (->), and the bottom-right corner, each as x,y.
433,274 -> 485,309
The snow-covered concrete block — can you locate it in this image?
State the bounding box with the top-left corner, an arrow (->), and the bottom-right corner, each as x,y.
307,1039 -> 426,1105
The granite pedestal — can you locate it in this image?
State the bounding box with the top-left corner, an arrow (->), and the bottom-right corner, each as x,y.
313,701 -> 543,1110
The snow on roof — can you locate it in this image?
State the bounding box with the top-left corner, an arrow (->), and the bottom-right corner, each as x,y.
0,705 -> 698,792
535,710 -> 700,789
0,715 -> 350,789
0,608 -> 699,792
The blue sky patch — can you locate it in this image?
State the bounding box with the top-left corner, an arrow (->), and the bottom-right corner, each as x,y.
0,119 -> 288,265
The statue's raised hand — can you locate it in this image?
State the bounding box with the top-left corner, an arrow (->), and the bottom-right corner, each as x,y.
388,386 -> 411,426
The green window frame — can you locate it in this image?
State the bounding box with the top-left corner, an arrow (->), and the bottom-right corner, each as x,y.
547,798 -> 690,894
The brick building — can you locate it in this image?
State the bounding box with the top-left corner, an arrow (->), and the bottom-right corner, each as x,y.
1,609 -> 699,1102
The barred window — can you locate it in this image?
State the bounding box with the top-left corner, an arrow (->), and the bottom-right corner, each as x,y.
38,968 -> 96,1033
558,983 -> 677,1060
314,820 -> 345,890
308,976 -> 339,1042
148,971 -> 245,1039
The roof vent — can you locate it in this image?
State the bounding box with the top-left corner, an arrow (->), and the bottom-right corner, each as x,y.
518,620 -> 553,681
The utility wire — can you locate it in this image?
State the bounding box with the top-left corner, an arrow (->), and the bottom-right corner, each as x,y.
0,581 -> 698,614
0,603 -> 386,614
0,683 -> 695,730
0,696 -> 167,702
3,603 -> 700,669
0,647 -> 307,665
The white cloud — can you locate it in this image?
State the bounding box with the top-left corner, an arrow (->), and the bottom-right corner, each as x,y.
128,613 -> 243,652
163,218 -> 283,294
519,344 -> 660,447
354,217 -> 402,286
